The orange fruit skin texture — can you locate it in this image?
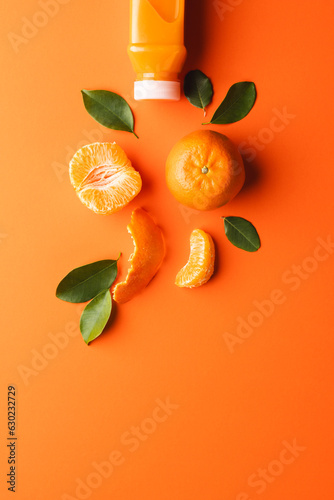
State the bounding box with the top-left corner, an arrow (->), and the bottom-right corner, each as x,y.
166,130 -> 245,210
69,142 -> 142,215
113,208 -> 165,304
175,229 -> 215,288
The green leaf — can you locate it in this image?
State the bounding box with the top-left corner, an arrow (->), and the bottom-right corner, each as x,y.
80,289 -> 112,345
81,89 -> 138,138
184,70 -> 213,115
204,82 -> 256,125
56,259 -> 119,303
223,216 -> 260,252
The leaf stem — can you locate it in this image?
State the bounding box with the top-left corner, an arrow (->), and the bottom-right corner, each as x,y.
132,131 -> 139,139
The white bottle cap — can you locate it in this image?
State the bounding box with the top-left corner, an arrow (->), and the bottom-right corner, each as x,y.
134,80 -> 180,101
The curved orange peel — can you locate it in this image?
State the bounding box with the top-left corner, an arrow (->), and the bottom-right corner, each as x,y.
113,208 -> 165,304
175,229 -> 215,288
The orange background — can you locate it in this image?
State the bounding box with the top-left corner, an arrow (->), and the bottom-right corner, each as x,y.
1,0 -> 334,499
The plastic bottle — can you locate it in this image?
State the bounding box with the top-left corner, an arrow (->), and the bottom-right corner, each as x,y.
128,0 -> 187,101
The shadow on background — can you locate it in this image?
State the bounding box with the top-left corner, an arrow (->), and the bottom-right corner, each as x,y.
105,300 -> 118,337
239,155 -> 263,196
183,0 -> 207,72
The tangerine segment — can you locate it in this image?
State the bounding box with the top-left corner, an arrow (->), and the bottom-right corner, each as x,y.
113,208 -> 165,304
175,229 -> 215,288
166,130 -> 245,211
69,142 -> 142,214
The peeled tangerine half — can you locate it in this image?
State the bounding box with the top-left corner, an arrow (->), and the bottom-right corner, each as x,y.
69,142 -> 142,214
113,208 -> 165,304
175,229 -> 215,288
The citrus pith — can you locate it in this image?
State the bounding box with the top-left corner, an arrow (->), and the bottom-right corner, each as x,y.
175,229 -> 215,288
69,142 -> 142,214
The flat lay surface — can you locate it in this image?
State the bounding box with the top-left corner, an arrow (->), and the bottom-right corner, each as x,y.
1,0 -> 334,498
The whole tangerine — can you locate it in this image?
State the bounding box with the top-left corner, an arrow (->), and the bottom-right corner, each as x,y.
165,130 -> 245,210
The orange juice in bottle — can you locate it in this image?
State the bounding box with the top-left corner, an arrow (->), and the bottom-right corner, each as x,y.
128,0 -> 187,100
